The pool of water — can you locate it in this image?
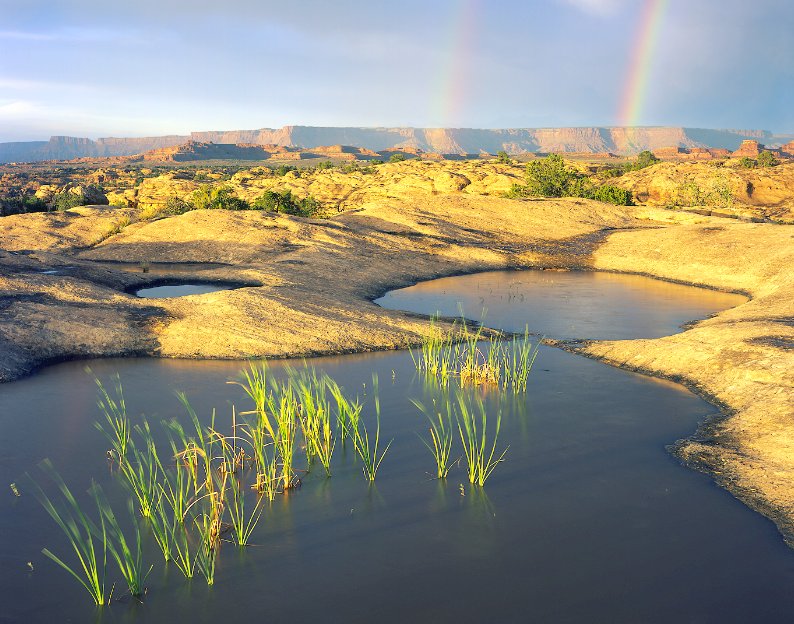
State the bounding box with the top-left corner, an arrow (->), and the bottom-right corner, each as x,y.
2,270 -> 791,624
134,283 -> 240,298
375,269 -> 746,339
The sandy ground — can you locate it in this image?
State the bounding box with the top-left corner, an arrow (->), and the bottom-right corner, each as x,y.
0,193 -> 792,544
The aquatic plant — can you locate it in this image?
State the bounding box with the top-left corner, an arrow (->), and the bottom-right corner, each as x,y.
273,381 -> 299,490
119,420 -> 163,519
31,460 -> 109,606
218,428 -> 264,547
456,394 -> 508,486
293,369 -> 336,476
328,377 -> 362,447
413,318 -> 542,392
93,376 -> 131,465
352,377 -> 392,481
500,330 -> 542,391
92,485 -> 151,599
413,397 -> 455,479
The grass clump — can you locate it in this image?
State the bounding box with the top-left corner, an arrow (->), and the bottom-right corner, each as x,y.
456,394 -> 507,486
352,376 -> 392,481
30,460 -> 110,606
413,397 -> 455,479
413,319 -> 541,391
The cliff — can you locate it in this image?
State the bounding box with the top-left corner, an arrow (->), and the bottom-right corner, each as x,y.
2,126 -> 792,164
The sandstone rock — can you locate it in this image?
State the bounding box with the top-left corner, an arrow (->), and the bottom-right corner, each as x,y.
733,140 -> 761,158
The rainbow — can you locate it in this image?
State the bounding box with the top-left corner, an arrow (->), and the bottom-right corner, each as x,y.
617,0 -> 669,129
432,0 -> 480,127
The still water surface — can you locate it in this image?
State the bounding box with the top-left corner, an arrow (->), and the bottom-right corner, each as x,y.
1,270 -> 791,623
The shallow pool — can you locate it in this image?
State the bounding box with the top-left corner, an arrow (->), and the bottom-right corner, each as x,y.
2,270 -> 789,624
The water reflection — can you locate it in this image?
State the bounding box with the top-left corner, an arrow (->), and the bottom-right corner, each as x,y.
376,269 -> 746,340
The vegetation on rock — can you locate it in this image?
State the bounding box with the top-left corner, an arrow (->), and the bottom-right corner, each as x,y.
506,154 -> 633,205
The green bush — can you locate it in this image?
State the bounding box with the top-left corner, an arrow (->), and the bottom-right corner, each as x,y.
591,185 -> 633,206
273,165 -> 297,177
738,157 -> 757,169
53,191 -> 85,211
389,153 -> 407,163
625,150 -> 661,171
0,194 -> 48,216
191,185 -> 249,210
495,150 -> 511,164
757,151 -> 779,167
508,154 -> 633,205
252,190 -> 321,217
523,154 -> 582,197
164,196 -> 195,215
316,161 -> 335,170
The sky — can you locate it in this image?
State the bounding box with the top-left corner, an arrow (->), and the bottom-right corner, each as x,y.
0,0 -> 792,141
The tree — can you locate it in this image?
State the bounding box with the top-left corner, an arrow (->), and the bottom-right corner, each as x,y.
53,191 -> 84,211
738,157 -> 757,169
496,150 -> 511,164
524,154 -> 583,197
389,153 -> 407,163
757,151 -> 779,167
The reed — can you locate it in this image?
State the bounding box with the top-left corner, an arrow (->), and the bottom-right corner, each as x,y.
413,398 -> 454,479
273,381 -> 299,490
31,460 -> 109,606
218,431 -> 264,547
501,331 -> 542,391
328,378 -> 362,447
119,420 -> 163,519
412,317 -> 457,382
233,362 -> 276,441
456,394 -> 508,486
93,376 -> 131,465
414,318 -> 541,392
92,485 -> 152,599
194,512 -> 218,585
293,369 -> 336,476
352,376 -> 392,481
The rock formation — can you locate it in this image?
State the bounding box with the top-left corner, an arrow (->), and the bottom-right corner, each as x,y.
3,126 -> 792,164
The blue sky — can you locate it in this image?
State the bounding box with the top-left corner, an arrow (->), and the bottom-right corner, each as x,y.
0,0 -> 791,141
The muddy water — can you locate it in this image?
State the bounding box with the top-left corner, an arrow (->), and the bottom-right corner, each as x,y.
2,271 -> 792,623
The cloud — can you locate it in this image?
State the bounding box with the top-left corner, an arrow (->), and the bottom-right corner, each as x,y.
0,27 -> 149,45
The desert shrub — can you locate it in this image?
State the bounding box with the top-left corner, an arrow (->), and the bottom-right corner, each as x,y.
507,155 -> 632,205
672,180 -> 703,207
53,191 -> 85,211
705,178 -> 734,210
0,194 -> 48,216
191,185 -> 249,210
389,153 -> 407,163
738,157 -> 757,169
523,154 -> 583,197
316,161 -> 335,170
599,166 -> 624,178
757,151 -> 779,167
273,165 -> 297,177
165,196 -> 195,215
370,159 -> 384,165
252,190 -> 321,217
631,150 -> 661,170
496,150 -> 511,164
591,184 -> 633,206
